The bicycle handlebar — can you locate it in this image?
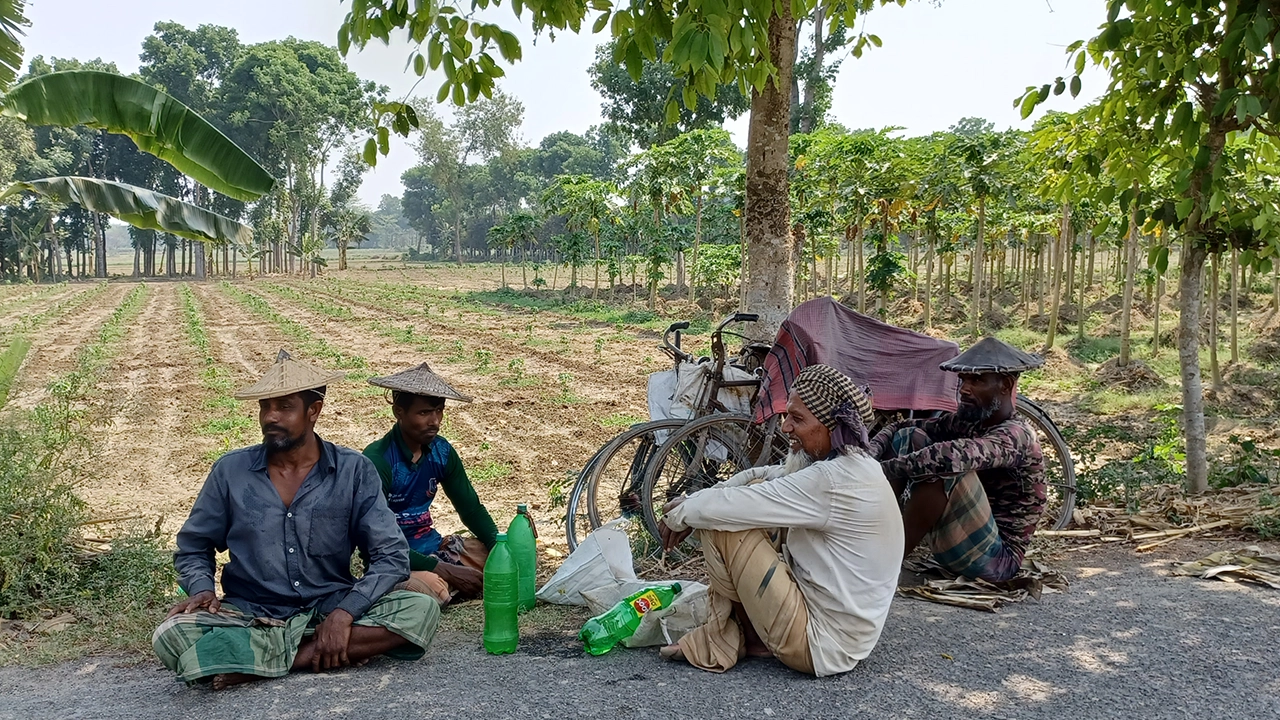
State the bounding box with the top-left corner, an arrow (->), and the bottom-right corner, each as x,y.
662,322 -> 694,364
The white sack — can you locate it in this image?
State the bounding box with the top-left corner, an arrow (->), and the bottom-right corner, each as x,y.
535,520 -> 637,606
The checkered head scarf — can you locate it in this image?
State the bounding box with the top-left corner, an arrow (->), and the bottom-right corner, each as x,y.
791,364 -> 876,453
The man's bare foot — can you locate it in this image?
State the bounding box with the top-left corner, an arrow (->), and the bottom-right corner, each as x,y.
210,673 -> 259,691
659,643 -> 685,662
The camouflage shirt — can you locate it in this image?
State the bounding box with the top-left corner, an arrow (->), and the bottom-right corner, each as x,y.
869,413 -> 1047,555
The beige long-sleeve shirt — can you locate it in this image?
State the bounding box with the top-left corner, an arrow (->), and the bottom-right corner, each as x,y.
664,452 -> 904,677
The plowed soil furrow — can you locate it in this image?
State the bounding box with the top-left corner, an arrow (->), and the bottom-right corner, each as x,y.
84,284 -> 211,533
297,279 -> 656,395
193,282 -> 367,451
3,283 -> 131,412
0,284 -> 93,336
230,280 -> 651,533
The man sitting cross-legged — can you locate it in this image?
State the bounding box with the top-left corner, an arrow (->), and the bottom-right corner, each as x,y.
869,337 -> 1047,582
363,363 -> 498,606
656,364 -> 904,677
152,351 -> 439,690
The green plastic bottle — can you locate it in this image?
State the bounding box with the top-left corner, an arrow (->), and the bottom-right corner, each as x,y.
482,533 -> 519,655
506,504 -> 537,612
579,583 -> 682,656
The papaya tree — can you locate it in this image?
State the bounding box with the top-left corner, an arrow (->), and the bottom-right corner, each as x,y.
1020,0 -> 1280,493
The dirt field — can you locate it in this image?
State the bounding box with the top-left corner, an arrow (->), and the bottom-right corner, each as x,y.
1,268 -> 669,548
3,259 -> 1278,557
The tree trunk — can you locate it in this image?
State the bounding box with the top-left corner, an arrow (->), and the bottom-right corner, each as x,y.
1209,252 -> 1223,392
798,7 -> 824,134
1178,243 -> 1209,493
1153,273 -> 1163,356
924,229 -> 934,328
1046,205 -> 1069,349
94,213 -> 107,279
1076,240 -> 1087,343
741,6 -> 797,339
339,241 -> 348,271
1229,246 -> 1239,364
856,227 -> 866,313
969,196 -> 986,339
1119,184 -> 1139,366
195,241 -> 207,279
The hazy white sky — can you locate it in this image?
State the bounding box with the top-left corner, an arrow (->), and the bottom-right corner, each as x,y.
25,0 -> 1107,205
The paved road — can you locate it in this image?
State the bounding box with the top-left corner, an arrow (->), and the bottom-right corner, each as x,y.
3,545 -> 1278,720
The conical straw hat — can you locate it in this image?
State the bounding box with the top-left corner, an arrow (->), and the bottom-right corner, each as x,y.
367,362 -> 473,403
939,337 -> 1045,374
233,350 -> 346,401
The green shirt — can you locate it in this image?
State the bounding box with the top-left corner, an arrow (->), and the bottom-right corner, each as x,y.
363,425 -> 498,571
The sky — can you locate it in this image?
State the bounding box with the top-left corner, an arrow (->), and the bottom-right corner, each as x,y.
24,0 -> 1109,206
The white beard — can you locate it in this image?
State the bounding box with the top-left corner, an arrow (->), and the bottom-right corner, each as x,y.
783,448 -> 815,475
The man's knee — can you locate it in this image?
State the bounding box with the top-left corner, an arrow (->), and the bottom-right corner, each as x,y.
151,616 -> 201,672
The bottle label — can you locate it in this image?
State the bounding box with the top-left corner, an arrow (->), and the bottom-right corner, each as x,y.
630,590 -> 663,615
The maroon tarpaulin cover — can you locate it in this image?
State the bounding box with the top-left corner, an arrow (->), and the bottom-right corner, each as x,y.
754,297 -> 960,422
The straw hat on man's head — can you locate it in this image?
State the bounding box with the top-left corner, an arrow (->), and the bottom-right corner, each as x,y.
368,362 -> 473,404
233,350 -> 346,402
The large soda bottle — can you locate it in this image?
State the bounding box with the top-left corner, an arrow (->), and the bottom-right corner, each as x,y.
579,583 -> 682,656
482,533 -> 519,655
506,504 -> 537,612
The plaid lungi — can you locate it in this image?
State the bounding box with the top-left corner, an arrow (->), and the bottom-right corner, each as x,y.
892,428 -> 1023,582
152,590 -> 440,684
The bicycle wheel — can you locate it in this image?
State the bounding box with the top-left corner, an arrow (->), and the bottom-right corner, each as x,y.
566,419 -> 689,551
564,440 -> 614,552
1017,395 -> 1077,531
641,414 -> 788,541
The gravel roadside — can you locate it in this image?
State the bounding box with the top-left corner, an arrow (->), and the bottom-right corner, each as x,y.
3,544 -> 1278,720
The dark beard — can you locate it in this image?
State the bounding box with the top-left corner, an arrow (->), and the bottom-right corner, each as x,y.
956,395 -> 1002,423
263,429 -> 306,453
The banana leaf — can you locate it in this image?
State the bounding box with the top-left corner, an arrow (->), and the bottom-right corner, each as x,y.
0,1 -> 27,89
1,71 -> 275,201
1,176 -> 252,246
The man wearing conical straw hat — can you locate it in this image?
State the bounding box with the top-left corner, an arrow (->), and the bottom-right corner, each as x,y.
868,337 -> 1047,583
362,362 -> 499,606
152,351 -> 440,690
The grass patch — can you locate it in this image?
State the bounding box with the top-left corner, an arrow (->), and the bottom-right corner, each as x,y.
470,460 -> 513,483
601,412 -> 645,429
1,284 -> 175,664
181,285 -> 253,454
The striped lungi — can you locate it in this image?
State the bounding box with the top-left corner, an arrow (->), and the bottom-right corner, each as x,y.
677,528 -> 814,675
152,590 -> 440,684
892,428 -> 1023,582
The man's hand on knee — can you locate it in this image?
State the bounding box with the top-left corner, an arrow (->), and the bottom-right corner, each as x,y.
312,609 -> 354,672
166,590 -> 220,618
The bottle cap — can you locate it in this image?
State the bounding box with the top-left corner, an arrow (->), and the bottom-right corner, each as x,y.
672,582 -> 682,594
517,503 -> 528,513
495,532 -> 507,542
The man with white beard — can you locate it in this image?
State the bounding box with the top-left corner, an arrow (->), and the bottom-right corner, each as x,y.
655,364 -> 904,677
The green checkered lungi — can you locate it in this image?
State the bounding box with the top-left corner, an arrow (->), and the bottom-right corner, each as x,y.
152,590 -> 440,683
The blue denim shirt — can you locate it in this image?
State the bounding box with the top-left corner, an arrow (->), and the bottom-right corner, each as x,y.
174,435 -> 409,620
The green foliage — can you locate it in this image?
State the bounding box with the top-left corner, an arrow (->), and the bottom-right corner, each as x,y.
344,0 -> 903,145
692,242 -> 741,293
1211,434 -> 1280,489
1,71 -> 275,201
1,283 -> 172,623
0,177 -> 252,246
0,335 -> 29,408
